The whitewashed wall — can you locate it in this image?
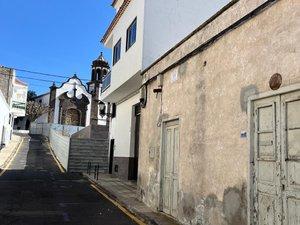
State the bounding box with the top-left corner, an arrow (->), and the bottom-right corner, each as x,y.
30,123 -> 84,137
49,128 -> 70,170
142,0 -> 230,70
0,90 -> 11,145
34,93 -> 50,124
101,0 -> 145,100
34,93 -> 50,105
110,93 -> 140,158
54,77 -> 92,126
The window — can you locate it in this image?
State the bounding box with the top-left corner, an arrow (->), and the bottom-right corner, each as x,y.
113,39 -> 121,65
126,18 -> 137,50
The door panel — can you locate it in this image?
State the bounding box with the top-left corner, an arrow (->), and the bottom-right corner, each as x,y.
286,198 -> 300,225
253,97 -> 281,225
172,127 -> 179,216
162,120 -> 179,217
281,91 -> 300,225
163,128 -> 172,214
258,193 -> 277,225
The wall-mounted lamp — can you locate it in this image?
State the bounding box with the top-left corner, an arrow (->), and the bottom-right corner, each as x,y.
99,101 -> 106,117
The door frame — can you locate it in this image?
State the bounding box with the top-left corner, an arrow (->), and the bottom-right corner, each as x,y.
158,116 -> 180,213
247,83 -> 300,225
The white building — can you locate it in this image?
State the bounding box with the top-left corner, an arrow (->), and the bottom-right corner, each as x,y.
101,0 -> 230,180
0,67 -> 27,142
11,78 -> 28,131
0,90 -> 11,147
47,75 -> 92,127
33,92 -> 50,124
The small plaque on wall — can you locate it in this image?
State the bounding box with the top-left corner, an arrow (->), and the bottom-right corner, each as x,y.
240,131 -> 247,138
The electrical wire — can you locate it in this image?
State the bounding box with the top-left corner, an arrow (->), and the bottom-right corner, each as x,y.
16,75 -> 63,84
1,66 -> 89,81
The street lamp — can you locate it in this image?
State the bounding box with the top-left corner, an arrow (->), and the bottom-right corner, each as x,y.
99,101 -> 106,117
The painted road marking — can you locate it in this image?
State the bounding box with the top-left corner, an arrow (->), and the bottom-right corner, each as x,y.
0,138 -> 24,176
47,142 -> 65,173
90,183 -> 146,225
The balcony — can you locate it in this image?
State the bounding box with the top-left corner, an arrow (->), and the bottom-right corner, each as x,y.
101,72 -> 111,93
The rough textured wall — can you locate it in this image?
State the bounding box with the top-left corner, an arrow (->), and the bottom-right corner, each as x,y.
0,67 -> 13,104
138,1 -> 300,225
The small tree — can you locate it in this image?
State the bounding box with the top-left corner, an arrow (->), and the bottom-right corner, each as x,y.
27,90 -> 37,101
26,101 -> 49,122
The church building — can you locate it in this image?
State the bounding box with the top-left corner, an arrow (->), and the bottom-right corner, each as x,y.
33,53 -> 110,127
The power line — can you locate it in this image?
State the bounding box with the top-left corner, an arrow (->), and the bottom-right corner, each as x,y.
3,66 -> 89,81
16,75 -> 63,84
0,71 -> 90,84
27,83 -> 55,88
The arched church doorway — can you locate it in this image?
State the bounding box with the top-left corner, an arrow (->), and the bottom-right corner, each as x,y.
65,108 -> 81,126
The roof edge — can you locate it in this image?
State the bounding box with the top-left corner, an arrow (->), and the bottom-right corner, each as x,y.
141,0 -> 239,76
101,0 -> 131,44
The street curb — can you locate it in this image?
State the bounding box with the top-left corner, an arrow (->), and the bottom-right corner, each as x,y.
0,136 -> 23,171
84,174 -> 159,225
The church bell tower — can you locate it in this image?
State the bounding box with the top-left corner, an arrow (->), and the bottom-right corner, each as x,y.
87,52 -> 110,125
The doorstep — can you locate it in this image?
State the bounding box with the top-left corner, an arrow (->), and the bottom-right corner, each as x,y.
0,134 -> 23,169
84,173 -> 181,225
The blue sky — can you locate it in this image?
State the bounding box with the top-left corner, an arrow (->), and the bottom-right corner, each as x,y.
0,0 -> 114,95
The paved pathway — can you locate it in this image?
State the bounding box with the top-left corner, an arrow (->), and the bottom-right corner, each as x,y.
0,135 -> 137,225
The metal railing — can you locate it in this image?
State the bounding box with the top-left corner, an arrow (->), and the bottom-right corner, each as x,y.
101,72 -> 111,93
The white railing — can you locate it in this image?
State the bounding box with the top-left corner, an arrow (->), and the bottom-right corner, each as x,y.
49,129 -> 70,170
30,123 -> 84,137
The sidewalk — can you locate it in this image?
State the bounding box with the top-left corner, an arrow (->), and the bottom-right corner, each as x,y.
0,134 -> 23,169
84,173 -> 181,225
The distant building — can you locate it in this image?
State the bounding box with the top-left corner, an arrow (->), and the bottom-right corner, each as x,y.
32,92 -> 50,124
87,52 -> 110,126
47,75 -> 92,127
0,88 -> 11,147
0,66 -> 27,144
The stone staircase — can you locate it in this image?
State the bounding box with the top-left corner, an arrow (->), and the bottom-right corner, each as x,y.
67,125 -> 109,173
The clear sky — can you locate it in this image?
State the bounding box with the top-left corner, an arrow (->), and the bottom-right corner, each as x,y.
0,0 -> 114,95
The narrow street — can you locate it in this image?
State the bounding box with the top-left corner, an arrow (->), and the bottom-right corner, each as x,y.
0,135 -> 137,225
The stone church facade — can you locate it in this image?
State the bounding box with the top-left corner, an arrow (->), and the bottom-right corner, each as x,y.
47,75 -> 92,127
33,53 -> 111,127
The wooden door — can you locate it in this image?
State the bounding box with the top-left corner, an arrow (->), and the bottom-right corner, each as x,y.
252,90 -> 300,225
253,96 -> 282,225
162,120 -> 179,217
281,91 -> 300,225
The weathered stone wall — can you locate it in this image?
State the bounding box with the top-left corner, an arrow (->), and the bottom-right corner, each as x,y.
0,67 -> 13,104
138,0 -> 300,224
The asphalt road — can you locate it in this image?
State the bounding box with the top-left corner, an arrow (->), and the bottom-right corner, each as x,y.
0,135 -> 137,225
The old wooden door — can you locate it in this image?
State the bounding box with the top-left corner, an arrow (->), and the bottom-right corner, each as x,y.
162,120 -> 179,217
253,90 -> 300,225
281,91 -> 300,225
